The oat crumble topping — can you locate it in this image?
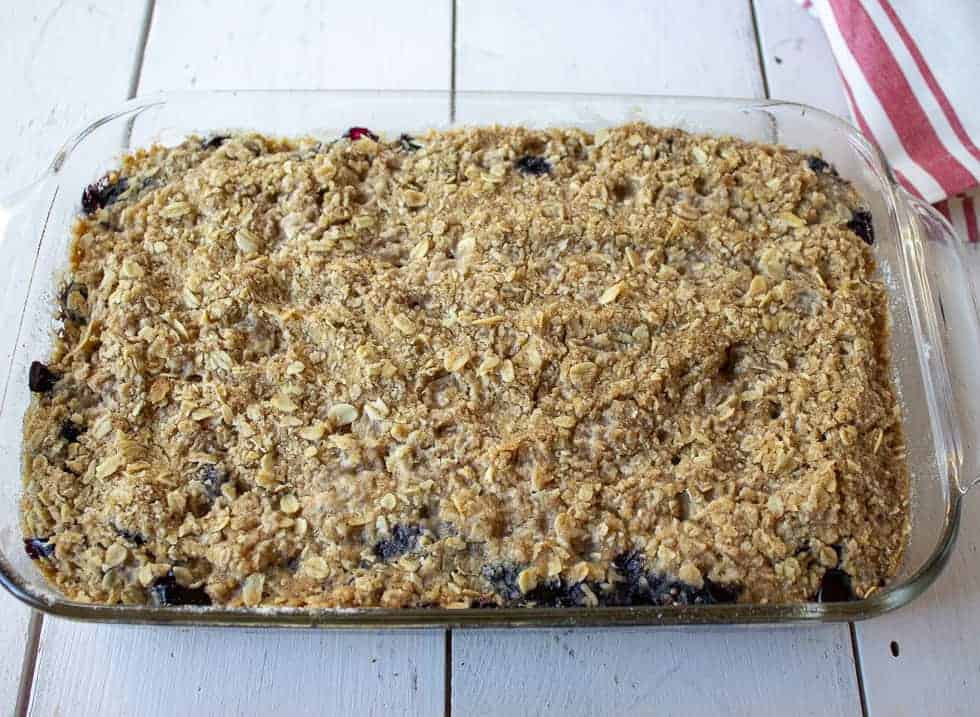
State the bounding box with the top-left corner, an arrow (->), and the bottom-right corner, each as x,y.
21,123 -> 909,608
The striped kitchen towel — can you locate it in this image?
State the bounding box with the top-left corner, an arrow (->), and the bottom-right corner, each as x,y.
799,0 -> 980,240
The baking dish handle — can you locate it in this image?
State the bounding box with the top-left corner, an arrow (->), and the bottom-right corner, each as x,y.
903,190 -> 980,494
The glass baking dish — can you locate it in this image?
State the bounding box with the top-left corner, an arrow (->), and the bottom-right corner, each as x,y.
1,91 -> 978,628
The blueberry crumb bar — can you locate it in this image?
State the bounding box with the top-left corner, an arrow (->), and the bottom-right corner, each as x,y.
21,123 -> 908,608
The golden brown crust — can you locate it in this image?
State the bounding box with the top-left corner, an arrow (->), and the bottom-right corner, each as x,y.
21,123 -> 908,607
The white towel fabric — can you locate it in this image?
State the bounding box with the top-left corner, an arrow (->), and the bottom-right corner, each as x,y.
798,0 -> 980,240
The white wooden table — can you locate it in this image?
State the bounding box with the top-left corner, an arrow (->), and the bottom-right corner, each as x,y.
2,2 -> 978,715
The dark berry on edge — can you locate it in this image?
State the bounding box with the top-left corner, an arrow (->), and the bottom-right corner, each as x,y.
81,175 -> 128,214
521,578 -> 563,607
607,552 -> 741,606
806,156 -> 838,175
24,538 -> 55,560
606,550 -> 656,606
480,564 -> 590,607
702,580 -> 741,604
29,361 -> 59,393
345,127 -> 379,142
114,526 -> 146,546
373,524 -> 422,561
60,420 -> 83,443
201,134 -> 230,150
612,550 -> 646,582
847,209 -> 875,245
399,134 -> 422,152
150,571 -> 212,607
515,155 -> 551,176
815,568 -> 855,602
482,554 -> 742,607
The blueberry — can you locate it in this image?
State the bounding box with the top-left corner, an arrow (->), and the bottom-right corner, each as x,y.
846,209 -> 875,245
481,564 -> 523,601
81,175 -> 128,214
60,420 -> 83,443
482,554 -> 740,607
815,568 -> 855,602
612,550 -> 646,582
607,552 -> 740,606
373,524 -> 422,561
562,582 -> 600,607
515,155 -> 551,176
472,597 -> 500,609
201,134 -> 230,150
806,156 -> 838,175
58,282 -> 88,325
480,564 -> 591,606
199,465 -> 227,500
28,361 -> 59,393
672,576 -> 740,606
701,579 -> 741,604
544,581 -> 597,607
398,134 -> 422,152
24,538 -> 55,560
524,579 -> 572,607
150,571 -> 212,607
345,126 -> 379,142
114,526 -> 146,546
605,550 -> 658,606
641,572 -> 676,606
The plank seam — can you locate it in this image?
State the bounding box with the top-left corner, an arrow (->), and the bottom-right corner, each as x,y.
14,611 -> 42,717
850,622 -> 870,717
449,0 -> 457,122
15,4 -> 155,712
749,0 -> 772,98
444,629 -> 452,717
128,0 -> 157,99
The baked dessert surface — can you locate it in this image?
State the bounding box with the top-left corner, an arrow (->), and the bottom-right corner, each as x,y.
20,122 -> 908,608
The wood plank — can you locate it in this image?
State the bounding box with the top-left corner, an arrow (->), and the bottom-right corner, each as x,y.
29,622 -> 445,717
138,0 -> 452,93
453,6 -> 861,716
453,627 -> 862,716
0,608 -> 30,717
751,0 -> 851,118
854,493 -> 980,716
746,17 -> 980,713
456,0 -> 764,97
25,4 -> 452,716
744,6 -> 980,711
0,3 -> 149,189
0,1 -> 152,710
854,204 -> 980,716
